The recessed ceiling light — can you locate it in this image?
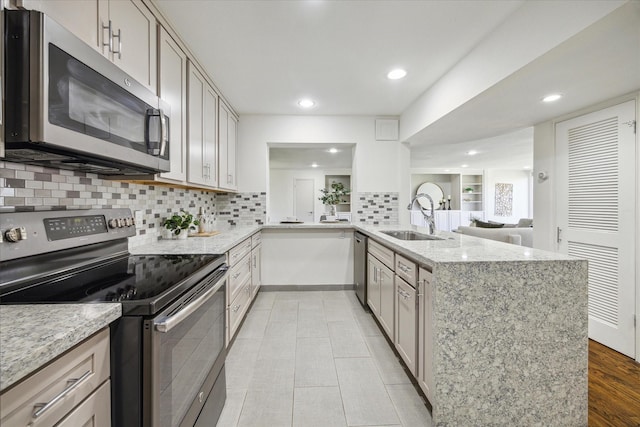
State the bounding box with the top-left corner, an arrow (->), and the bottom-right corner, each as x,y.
542,93 -> 562,103
328,148 -> 338,154
311,163 -> 318,168
444,169 -> 451,172
461,164 -> 469,168
298,98 -> 315,108
387,69 -> 407,80
524,165 -> 531,170
466,150 -> 478,156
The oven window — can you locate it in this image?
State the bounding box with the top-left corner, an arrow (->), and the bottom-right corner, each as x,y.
48,44 -> 149,153
155,280 -> 226,427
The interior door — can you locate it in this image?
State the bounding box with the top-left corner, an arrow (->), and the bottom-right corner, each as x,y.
556,100 -> 636,357
294,178 -> 314,222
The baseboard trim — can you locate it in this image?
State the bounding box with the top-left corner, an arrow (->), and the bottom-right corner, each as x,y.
260,284 -> 355,292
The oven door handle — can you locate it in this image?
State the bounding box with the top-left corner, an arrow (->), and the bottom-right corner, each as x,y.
154,277 -> 225,333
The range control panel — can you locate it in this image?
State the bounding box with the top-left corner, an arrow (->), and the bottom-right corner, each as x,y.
44,215 -> 109,241
0,208 -> 136,262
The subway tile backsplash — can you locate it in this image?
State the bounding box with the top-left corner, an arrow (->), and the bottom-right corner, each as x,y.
353,192 -> 399,225
0,162 -> 260,247
215,192 -> 267,227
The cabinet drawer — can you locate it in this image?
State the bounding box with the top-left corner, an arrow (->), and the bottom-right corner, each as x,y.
228,238 -> 252,267
251,232 -> 262,248
395,254 -> 417,287
0,329 -> 110,427
56,379 -> 111,427
228,253 -> 251,303
228,281 -> 251,342
368,239 -> 394,270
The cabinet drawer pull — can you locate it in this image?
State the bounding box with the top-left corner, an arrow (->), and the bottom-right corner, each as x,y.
33,370 -> 92,418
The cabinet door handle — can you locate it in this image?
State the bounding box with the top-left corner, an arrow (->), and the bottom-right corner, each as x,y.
102,20 -> 113,52
253,255 -> 257,268
227,174 -> 233,184
33,370 -> 92,418
112,28 -> 122,59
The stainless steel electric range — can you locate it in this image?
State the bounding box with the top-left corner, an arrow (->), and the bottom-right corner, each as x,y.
0,208 -> 228,427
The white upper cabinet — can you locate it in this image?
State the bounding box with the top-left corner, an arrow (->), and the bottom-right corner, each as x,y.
187,63 -> 218,188
158,28 -> 187,183
21,0 -> 157,94
20,0 -> 102,51
218,101 -> 238,191
102,0 -> 157,93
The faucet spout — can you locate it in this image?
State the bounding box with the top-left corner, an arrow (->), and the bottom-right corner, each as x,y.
408,193 -> 436,235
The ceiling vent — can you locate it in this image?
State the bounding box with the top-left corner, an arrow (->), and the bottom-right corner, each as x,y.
375,119 -> 399,141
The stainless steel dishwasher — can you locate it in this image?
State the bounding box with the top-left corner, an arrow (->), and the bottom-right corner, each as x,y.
354,231 -> 368,307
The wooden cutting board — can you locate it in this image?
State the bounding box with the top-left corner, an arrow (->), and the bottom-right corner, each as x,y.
189,231 -> 220,237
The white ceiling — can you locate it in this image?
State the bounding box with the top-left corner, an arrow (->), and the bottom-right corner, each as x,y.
154,0 -> 639,170
154,0 -> 523,116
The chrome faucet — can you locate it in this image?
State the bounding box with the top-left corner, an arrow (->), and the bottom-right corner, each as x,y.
407,193 -> 436,234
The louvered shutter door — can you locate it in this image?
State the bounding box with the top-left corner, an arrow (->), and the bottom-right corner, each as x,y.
556,100 -> 636,358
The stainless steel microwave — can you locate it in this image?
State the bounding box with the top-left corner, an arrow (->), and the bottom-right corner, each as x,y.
3,10 -> 170,175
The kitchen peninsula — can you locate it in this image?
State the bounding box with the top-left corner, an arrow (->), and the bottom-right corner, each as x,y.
131,223 -> 588,426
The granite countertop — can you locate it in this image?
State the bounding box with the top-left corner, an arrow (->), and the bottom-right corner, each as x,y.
263,222 -> 354,229
129,222 -> 572,266
355,225 -> 574,267
0,303 -> 121,392
129,225 -> 261,255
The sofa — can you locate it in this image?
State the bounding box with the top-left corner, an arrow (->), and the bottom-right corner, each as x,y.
456,218 -> 533,247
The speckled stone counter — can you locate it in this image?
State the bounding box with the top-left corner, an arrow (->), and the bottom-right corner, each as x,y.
129,225 -> 261,255
0,303 -> 121,392
262,222 -> 354,230
356,225 -> 588,426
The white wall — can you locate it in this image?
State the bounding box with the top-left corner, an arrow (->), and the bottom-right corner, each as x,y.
532,121 -> 556,251
484,169 -> 532,225
237,115 -> 402,194
400,0 -> 625,142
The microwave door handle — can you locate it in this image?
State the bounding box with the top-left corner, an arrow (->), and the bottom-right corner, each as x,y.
154,277 -> 225,333
159,109 -> 167,157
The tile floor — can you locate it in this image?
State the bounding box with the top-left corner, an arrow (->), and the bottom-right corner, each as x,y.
216,290 -> 433,427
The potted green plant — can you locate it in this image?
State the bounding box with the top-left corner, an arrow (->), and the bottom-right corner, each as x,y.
163,211 -> 199,239
464,187 -> 475,193
319,181 -> 350,218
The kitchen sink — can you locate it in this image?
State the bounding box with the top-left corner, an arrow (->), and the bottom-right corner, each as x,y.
380,230 -> 445,241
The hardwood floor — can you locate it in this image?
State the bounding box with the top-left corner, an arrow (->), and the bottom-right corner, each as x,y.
589,339 -> 640,426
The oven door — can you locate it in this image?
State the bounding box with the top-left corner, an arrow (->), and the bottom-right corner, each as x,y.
145,269 -> 227,427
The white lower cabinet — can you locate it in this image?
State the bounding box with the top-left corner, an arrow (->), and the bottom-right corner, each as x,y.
394,275 -> 417,376
56,380 -> 111,427
367,254 -> 381,316
367,250 -> 394,340
226,232 -> 262,346
367,238 -> 433,405
0,329 -> 111,427
418,267 -> 434,403
251,244 -> 262,298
